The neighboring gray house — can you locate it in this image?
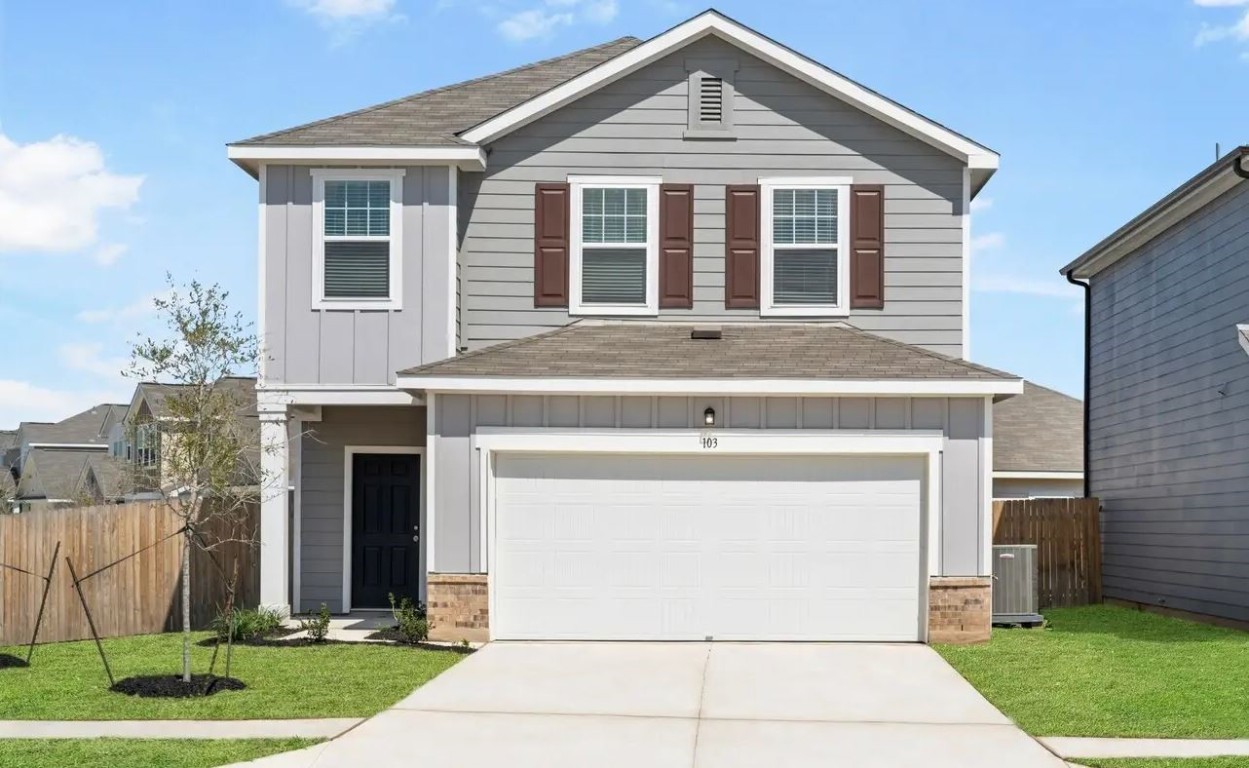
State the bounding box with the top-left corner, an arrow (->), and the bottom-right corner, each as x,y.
992,382 -> 1083,499
229,11 -> 1019,644
3,403 -> 126,512
1063,146 -> 1249,624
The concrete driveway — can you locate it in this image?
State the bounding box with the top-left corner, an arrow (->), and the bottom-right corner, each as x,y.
231,643 -> 1068,768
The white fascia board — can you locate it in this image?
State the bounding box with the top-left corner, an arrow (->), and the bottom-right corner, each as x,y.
227,145 -> 487,175
993,471 -> 1084,480
256,384 -> 424,409
1063,166 -> 1240,279
1238,324 -> 1249,357
396,376 -> 1024,397
460,11 -> 998,172
27,443 -> 109,450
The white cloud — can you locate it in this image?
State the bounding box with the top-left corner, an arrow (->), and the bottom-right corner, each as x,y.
971,231 -> 1005,253
0,380 -> 123,428
1194,0 -> 1249,7
92,243 -> 127,267
0,133 -> 142,254
288,0 -> 396,21
1193,0 -> 1249,49
496,0 -> 618,42
58,343 -> 129,381
970,196 -> 993,213
972,274 -> 1080,299
77,289 -> 168,324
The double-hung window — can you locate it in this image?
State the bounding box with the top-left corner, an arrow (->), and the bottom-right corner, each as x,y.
760,177 -> 852,316
312,169 -> 405,310
569,176 -> 660,315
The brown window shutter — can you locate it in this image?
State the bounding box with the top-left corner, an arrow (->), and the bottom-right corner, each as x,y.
724,185 -> 760,309
534,183 -> 570,307
659,184 -> 694,309
849,184 -> 885,309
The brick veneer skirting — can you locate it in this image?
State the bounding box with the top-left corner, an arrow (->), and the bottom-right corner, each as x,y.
427,573 -> 489,643
928,576 -> 992,644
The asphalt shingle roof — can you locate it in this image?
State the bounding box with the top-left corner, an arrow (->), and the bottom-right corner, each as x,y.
20,448 -> 101,501
993,381 -> 1083,473
398,322 -> 1019,381
19,403 -> 124,446
233,37 -> 642,147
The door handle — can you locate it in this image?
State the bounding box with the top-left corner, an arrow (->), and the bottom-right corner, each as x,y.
412,535 -> 420,542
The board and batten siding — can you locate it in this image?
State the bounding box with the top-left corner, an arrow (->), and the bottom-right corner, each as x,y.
431,394 -> 989,578
262,165 -> 454,386
1089,180 -> 1249,622
298,405 -> 425,612
460,36 -> 966,357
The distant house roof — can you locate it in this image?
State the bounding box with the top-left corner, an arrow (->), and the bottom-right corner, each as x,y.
17,403 -> 125,448
79,453 -> 129,502
129,376 -> 257,420
397,322 -> 1021,396
232,37 -> 640,149
993,382 -> 1083,474
17,447 -> 101,502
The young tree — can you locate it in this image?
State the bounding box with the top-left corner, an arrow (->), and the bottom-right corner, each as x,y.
128,275 -> 260,683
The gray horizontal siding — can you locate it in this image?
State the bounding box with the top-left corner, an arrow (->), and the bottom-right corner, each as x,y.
460,36 -> 965,357
263,165 -> 453,387
298,405 -> 425,613
1088,179 -> 1249,622
431,394 -> 988,579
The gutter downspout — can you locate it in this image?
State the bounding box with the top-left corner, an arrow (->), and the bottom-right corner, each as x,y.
1065,270 -> 1091,498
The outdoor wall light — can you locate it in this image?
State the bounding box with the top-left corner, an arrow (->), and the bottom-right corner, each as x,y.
704,407 -> 716,427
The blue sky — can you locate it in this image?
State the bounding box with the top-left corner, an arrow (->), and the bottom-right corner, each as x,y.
2,0 -> 1248,426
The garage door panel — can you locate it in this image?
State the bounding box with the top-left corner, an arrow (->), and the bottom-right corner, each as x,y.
493,453 -> 924,641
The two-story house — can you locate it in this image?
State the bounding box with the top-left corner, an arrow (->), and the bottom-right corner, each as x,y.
228,10 -> 1021,644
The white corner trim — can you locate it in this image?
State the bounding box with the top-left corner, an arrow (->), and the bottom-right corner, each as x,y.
258,164 -> 269,385
992,470 -> 1084,480
446,167 -> 459,358
568,176 -> 662,317
961,167 -> 971,360
227,145 -> 487,170
257,384 -> 423,408
980,397 -> 992,577
398,376 -> 1025,397
311,168 -> 406,311
758,177 -> 852,318
459,11 -> 997,170
425,393 -> 437,573
341,445 -> 425,612
474,427 -> 946,640
290,417 -> 302,612
1238,324 -> 1249,357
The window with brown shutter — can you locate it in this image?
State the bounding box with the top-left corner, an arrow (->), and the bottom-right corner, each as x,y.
725,185 -> 760,309
849,184 -> 884,309
659,184 -> 693,309
534,183 -> 569,307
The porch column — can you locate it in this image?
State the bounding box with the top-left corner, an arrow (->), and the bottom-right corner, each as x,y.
258,401 -> 290,616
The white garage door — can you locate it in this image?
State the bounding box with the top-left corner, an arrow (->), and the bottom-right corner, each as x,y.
492,453 -> 925,642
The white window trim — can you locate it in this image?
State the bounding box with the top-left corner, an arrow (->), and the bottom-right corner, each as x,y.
760,176 -> 853,317
311,168 -> 406,311
341,445 -> 425,612
568,175 -> 661,317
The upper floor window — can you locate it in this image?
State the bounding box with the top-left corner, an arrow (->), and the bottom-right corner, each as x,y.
760,177 -> 851,317
312,169 -> 405,310
569,176 -> 660,316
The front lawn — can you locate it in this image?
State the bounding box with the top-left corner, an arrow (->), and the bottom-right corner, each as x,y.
0,738 -> 318,768
937,604 -> 1249,738
0,633 -> 463,720
1077,760 -> 1249,768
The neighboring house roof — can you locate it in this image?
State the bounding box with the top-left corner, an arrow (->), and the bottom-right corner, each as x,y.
993,382 -> 1083,474
17,447 -> 101,502
397,322 -> 1020,394
227,11 -> 997,191
1063,146 -> 1249,279
19,403 -> 122,447
128,377 -> 257,421
232,38 -> 640,149
78,453 -> 129,502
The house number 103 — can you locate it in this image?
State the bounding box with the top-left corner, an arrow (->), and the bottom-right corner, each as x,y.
700,435 -> 719,449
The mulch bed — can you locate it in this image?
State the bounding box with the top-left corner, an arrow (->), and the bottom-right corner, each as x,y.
111,674 -> 246,698
0,653 -> 30,669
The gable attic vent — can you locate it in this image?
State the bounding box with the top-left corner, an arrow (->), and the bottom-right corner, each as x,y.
699,76 -> 724,124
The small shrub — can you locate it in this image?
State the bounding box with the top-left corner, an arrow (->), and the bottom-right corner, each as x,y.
212,606 -> 285,642
389,593 -> 429,645
299,604 -> 332,643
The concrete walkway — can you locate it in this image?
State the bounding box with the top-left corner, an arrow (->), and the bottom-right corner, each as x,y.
218,642 -> 1069,768
0,718 -> 361,740
1045,736 -> 1249,759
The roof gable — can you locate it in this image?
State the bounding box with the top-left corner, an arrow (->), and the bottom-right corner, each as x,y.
993,382 -> 1082,473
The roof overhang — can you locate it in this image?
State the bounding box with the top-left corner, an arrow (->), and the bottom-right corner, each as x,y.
993,470 -> 1083,480
399,376 -> 1024,398
459,10 -> 998,191
1239,324 -> 1249,357
1063,149 -> 1249,279
226,145 -> 487,178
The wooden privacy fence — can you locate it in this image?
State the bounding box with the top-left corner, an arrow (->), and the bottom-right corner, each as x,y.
0,501 -> 259,646
993,497 -> 1102,608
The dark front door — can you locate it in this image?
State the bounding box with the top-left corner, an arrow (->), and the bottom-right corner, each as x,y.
351,453 -> 420,609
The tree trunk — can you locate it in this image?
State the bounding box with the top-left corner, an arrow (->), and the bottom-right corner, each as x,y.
182,526 -> 192,683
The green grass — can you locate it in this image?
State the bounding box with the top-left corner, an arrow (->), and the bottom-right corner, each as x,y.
0,633 -> 463,720
0,738 -> 319,768
937,604 -> 1249,738
1077,760 -> 1249,768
